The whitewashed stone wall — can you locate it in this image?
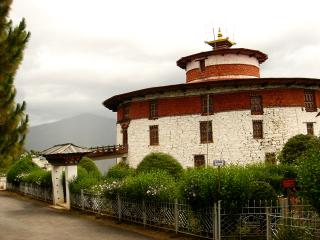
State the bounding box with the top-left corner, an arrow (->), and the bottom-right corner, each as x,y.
117,107 -> 319,168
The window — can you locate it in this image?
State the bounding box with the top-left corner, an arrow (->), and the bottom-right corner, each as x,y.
250,95 -> 263,115
194,155 -> 205,167
122,129 -> 128,145
149,101 -> 158,119
200,121 -> 213,143
253,120 -> 263,139
199,59 -> 205,72
265,153 -> 276,164
123,104 -> 130,120
149,125 -> 159,145
201,95 -> 213,115
304,90 -> 316,112
306,122 -> 314,135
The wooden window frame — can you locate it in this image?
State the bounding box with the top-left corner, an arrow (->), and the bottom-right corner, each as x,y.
194,155 -> 205,167
123,104 -> 130,120
304,90 -> 317,112
200,121 -> 213,143
149,125 -> 159,146
199,59 -> 205,72
122,128 -> 128,146
149,100 -> 158,120
306,122 -> 314,135
253,120 -> 263,139
201,95 -> 213,115
250,95 -> 263,115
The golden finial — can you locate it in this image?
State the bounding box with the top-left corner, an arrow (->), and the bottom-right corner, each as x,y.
217,28 -> 223,39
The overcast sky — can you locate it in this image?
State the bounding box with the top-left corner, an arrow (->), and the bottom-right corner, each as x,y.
10,0 -> 320,126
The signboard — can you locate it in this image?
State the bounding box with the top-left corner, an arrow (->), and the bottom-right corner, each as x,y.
282,178 -> 296,189
213,160 -> 225,167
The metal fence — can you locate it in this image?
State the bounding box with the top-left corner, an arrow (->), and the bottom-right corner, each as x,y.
6,183 -> 320,239
6,182 -> 53,203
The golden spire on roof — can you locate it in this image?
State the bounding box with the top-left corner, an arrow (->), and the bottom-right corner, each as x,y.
205,28 -> 236,50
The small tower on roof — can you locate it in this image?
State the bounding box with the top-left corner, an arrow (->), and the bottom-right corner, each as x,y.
205,28 -> 236,50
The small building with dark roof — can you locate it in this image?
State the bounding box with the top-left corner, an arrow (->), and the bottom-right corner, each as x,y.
103,30 -> 320,167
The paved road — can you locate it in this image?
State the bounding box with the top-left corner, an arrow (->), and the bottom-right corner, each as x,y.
0,191 -> 153,240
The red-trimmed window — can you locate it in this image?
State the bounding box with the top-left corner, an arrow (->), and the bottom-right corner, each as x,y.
149,101 -> 158,119
122,129 -> 128,146
200,121 -> 213,143
149,125 -> 159,146
199,59 -> 205,72
253,120 -> 263,139
194,155 -> 205,167
201,95 -> 213,115
306,122 -> 314,135
250,95 -> 263,115
304,90 -> 316,112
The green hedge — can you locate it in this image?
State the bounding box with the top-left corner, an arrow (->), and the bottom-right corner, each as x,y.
105,162 -> 135,180
22,169 -> 52,188
137,152 -> 183,178
78,157 -> 101,177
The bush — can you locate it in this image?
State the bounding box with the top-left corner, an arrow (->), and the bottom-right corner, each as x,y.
120,170 -> 177,201
78,157 -> 101,177
6,153 -> 39,185
22,169 -> 52,188
298,147 -> 320,214
105,162 -> 134,180
137,152 -> 183,178
279,134 -> 320,165
249,181 -> 277,202
69,172 -> 102,194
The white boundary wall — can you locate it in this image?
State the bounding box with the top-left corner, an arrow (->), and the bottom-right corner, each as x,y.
117,107 -> 319,167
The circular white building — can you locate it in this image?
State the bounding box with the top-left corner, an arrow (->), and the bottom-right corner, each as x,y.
103,30 -> 320,168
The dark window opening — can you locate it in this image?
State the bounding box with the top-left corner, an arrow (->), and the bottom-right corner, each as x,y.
253,120 -> 263,139
265,153 -> 276,164
123,104 -> 130,120
149,101 -> 158,119
199,59 -> 205,72
200,121 -> 213,143
149,125 -> 159,146
201,95 -> 213,115
194,155 -> 205,167
306,122 -> 314,135
250,95 -> 263,115
304,90 -> 316,112
122,129 -> 128,146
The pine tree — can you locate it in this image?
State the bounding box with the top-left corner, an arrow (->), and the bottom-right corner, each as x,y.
0,0 -> 30,171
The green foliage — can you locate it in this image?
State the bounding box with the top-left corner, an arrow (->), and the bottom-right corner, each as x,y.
78,157 -> 100,177
69,171 -> 101,194
137,152 -> 183,178
6,153 -> 38,184
22,168 -> 52,188
249,181 -> 277,202
276,226 -> 313,240
298,147 -> 320,214
120,170 -> 177,201
105,162 -> 134,180
0,1 -> 31,170
278,134 -> 320,165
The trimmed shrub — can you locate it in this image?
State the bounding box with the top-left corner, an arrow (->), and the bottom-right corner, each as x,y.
69,172 -> 102,194
120,170 -> 177,201
78,157 -> 101,177
278,134 -> 320,165
298,147 -> 320,214
6,153 -> 39,185
105,162 -> 134,180
137,152 -> 183,178
249,181 -> 277,202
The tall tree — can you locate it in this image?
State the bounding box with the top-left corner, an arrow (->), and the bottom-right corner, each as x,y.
0,0 -> 30,170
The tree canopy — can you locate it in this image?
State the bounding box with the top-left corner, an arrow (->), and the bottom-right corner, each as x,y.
0,0 -> 30,171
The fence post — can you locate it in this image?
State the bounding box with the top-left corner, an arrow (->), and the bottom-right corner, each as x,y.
81,189 -> 85,210
142,200 -> 146,227
266,207 -> 271,240
174,198 -> 178,234
218,200 -> 221,240
213,202 -> 218,240
117,194 -> 122,222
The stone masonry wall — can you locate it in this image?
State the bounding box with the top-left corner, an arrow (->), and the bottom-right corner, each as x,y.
117,107 -> 319,168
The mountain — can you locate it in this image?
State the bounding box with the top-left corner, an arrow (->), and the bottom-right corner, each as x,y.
26,114 -> 116,151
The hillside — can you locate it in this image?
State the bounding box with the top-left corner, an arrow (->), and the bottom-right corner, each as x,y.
26,114 -> 116,151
